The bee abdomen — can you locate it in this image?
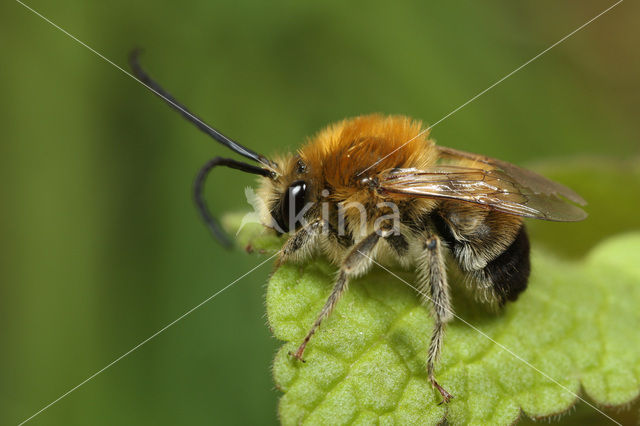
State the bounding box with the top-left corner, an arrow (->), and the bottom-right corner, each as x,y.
427,210 -> 457,248
483,225 -> 530,305
429,209 -> 530,306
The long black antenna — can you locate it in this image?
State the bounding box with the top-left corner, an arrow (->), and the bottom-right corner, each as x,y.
129,49 -> 274,168
194,157 -> 272,247
129,50 -> 277,247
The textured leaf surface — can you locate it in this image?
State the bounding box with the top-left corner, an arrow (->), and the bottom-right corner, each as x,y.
223,158 -> 640,425
266,233 -> 640,425
221,214 -> 281,254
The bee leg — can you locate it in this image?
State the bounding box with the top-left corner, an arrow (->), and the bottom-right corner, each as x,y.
276,219 -> 325,267
418,235 -> 454,404
290,231 -> 381,361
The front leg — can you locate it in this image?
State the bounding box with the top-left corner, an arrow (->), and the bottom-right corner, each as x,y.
291,231 -> 382,361
417,235 -> 454,403
276,219 -> 325,267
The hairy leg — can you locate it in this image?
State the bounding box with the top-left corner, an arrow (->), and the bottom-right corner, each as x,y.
417,235 -> 454,403
290,231 -> 382,361
276,219 -> 326,266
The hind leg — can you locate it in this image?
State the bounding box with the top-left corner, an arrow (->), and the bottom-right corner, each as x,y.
417,235 -> 454,403
432,205 -> 530,307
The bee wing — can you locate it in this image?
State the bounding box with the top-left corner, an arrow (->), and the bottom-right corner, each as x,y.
380,147 -> 587,221
437,146 -> 586,205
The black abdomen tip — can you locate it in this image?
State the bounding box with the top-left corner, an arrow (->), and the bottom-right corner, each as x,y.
485,225 -> 531,305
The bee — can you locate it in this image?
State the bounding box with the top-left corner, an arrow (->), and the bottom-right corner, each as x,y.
130,52 -> 587,403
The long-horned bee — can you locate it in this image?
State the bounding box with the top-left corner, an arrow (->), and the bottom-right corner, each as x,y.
130,52 -> 587,403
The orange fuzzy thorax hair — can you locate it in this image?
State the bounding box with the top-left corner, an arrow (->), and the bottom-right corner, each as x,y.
257,114 -> 440,231
299,114 -> 437,194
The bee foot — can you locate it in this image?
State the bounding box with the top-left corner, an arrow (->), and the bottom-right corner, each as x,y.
288,349 -> 306,363
431,379 -> 453,404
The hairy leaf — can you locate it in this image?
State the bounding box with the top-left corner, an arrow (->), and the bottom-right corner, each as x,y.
266,233 -> 640,425
223,158 -> 640,425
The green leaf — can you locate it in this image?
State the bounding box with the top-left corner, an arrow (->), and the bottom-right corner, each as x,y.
223,158 -> 640,425
221,212 -> 281,254
266,233 -> 640,425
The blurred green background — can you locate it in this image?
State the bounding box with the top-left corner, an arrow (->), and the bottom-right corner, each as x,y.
1,0 -> 638,425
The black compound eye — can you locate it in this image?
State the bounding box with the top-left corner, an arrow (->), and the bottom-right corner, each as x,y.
281,180 -> 307,231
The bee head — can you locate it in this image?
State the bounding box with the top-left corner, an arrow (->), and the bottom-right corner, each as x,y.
258,156 -> 317,235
